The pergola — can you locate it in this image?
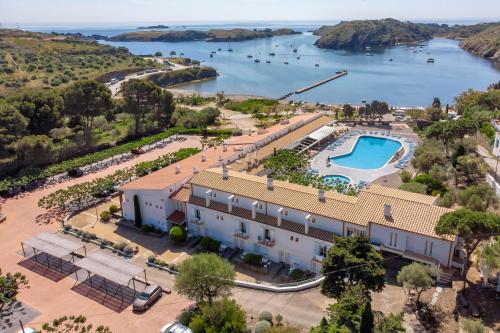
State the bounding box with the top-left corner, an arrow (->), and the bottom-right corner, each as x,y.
74,251 -> 147,302
21,232 -> 86,273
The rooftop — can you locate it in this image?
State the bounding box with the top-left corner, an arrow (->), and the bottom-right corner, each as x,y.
189,168 -> 454,241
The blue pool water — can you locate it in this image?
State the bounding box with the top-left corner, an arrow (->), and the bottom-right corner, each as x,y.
323,175 -> 351,185
330,136 -> 402,170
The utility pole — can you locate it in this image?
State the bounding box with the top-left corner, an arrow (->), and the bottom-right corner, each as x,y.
19,320 -> 25,333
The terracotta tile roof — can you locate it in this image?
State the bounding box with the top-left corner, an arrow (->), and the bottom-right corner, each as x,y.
189,168 -> 357,223
166,211 -> 186,225
363,185 -> 438,205
355,191 -> 454,241
170,186 -> 191,202
188,168 -> 455,241
189,196 -> 335,243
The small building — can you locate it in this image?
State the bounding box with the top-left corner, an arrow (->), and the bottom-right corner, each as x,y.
492,120 -> 500,158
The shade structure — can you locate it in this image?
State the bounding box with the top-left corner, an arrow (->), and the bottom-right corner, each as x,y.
22,232 -> 85,259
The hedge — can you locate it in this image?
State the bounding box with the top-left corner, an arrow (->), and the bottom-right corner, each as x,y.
0,127 -> 233,192
200,236 -> 221,252
243,253 -> 262,266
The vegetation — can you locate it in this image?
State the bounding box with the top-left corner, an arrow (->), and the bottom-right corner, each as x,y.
170,107 -> 220,129
99,210 -> 111,222
0,269 -> 29,312
174,253 -> 235,304
41,315 -> 112,333
263,150 -> 358,196
476,239 -> 500,287
169,225 -> 187,242
148,67 -> 217,87
435,209 -> 500,287
109,28 -> 300,42
462,318 -> 487,333
189,298 -> 247,333
397,263 -> 436,304
0,29 -> 154,96
37,148 -> 200,210
321,236 -> 385,299
225,99 -> 278,114
461,25 -> 500,62
200,236 -> 221,252
243,252 -> 262,266
254,321 -> 272,333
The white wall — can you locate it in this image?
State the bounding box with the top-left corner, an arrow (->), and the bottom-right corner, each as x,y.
369,223 -> 452,267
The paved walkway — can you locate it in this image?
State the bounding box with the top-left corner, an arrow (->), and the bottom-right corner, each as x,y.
477,145 -> 500,179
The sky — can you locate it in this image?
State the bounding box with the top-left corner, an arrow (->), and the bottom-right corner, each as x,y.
1,0 -> 499,26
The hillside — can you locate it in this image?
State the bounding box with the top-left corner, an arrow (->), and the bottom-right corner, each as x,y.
147,66 -> 217,87
314,19 -> 438,50
109,28 -> 300,42
0,29 -> 156,96
461,25 -> 500,61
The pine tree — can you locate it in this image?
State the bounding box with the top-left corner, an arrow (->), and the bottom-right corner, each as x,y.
359,301 -> 374,333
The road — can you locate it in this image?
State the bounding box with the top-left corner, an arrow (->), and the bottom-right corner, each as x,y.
108,63 -> 188,96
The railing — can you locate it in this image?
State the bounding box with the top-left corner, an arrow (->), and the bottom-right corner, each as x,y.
189,219 -> 205,226
233,232 -> 250,240
257,238 -> 276,248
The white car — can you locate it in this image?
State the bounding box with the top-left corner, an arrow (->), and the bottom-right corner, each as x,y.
160,322 -> 192,333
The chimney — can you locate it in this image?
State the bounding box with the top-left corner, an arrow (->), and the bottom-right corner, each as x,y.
267,177 -> 274,190
252,201 -> 258,219
277,207 -> 283,226
305,214 -> 311,234
205,190 -> 212,206
201,154 -> 206,162
222,167 -> 229,180
228,195 -> 234,213
175,165 -> 181,174
384,204 -> 392,219
318,189 -> 325,202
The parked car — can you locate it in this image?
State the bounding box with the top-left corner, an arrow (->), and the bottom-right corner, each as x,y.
132,284 -> 162,311
160,322 -> 192,333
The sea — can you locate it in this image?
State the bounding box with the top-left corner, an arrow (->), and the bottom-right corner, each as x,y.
12,20 -> 500,107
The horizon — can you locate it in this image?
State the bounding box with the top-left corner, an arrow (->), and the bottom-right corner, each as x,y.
1,0 -> 499,26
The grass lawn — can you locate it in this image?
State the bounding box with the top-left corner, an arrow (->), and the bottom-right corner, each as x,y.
225,98 -> 278,114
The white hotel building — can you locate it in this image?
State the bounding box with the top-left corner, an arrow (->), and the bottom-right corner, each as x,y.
120,165 -> 460,274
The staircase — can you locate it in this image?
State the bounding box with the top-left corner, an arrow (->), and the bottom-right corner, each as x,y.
438,268 -> 457,284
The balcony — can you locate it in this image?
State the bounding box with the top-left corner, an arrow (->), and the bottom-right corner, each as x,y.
189,219 -> 205,226
257,237 -> 276,248
233,232 -> 250,240
312,255 -> 325,263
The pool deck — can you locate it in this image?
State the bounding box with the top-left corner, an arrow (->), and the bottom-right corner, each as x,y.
310,131 -> 415,185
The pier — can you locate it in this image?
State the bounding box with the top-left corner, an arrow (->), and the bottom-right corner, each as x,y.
295,70 -> 348,94
277,70 -> 348,100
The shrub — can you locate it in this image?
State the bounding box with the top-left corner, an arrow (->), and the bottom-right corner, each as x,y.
82,231 -> 90,239
87,233 -> 96,240
75,229 -> 84,236
169,263 -> 178,271
141,224 -> 155,232
399,182 -> 428,194
275,314 -> 283,326
124,245 -> 134,255
254,320 -> 272,333
462,318 -> 486,333
63,224 -> 71,232
200,236 -> 221,252
148,255 -> 156,263
169,225 -> 187,243
109,204 -> 119,213
290,268 -> 305,281
178,308 -> 195,326
259,311 -> 273,324
400,170 -> 412,183
100,210 -> 111,221
100,239 -> 109,247
243,253 -> 262,266
118,242 -> 128,251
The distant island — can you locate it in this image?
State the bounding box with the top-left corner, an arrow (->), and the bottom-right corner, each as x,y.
314,18 -> 500,61
137,24 -> 169,29
108,28 -> 301,42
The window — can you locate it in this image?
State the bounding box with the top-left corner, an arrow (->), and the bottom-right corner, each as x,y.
311,217 -> 316,223
284,211 -> 288,216
319,245 -> 328,257
221,216 -> 224,221
264,229 -> 271,241
295,237 -> 299,242
429,242 -> 433,255
195,209 -> 201,219
239,221 -> 247,234
259,204 -> 263,209
290,236 -> 294,241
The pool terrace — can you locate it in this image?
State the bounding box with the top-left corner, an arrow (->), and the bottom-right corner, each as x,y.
310,129 -> 417,186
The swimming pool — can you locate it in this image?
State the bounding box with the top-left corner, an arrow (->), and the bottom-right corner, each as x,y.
330,136 -> 402,170
323,175 -> 351,185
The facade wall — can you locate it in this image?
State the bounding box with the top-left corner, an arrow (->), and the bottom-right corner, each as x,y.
369,223 -> 452,267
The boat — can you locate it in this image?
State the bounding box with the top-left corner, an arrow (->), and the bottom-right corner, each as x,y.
254,59 -> 260,63
365,52 -> 373,56
292,48 -> 298,53
296,56 -> 300,60
284,62 -> 289,65
315,64 -> 320,67
180,53 -> 184,56
247,55 -> 253,58
211,51 -> 216,54
217,48 -> 222,51
266,60 -> 271,64
427,58 -> 435,63
210,54 -> 213,58
269,52 -> 275,56
228,48 -> 233,52
389,58 -> 393,62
